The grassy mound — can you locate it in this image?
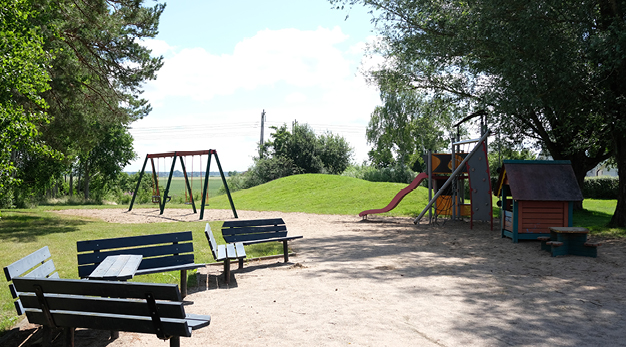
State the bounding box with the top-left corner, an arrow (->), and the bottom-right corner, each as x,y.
206,173 -> 430,217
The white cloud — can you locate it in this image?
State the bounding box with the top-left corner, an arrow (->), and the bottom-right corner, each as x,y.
285,92 -> 307,103
128,27 -> 382,172
142,26 -> 354,103
139,39 -> 176,57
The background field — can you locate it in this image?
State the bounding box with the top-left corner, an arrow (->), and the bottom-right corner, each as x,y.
154,176 -> 226,202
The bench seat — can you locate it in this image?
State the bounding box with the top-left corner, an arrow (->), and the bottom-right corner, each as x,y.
221,218 -> 303,262
205,223 -> 246,284
13,277 -> 210,347
77,231 -> 206,298
4,247 -> 210,347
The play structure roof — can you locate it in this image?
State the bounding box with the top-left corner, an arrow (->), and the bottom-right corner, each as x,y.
495,160 -> 583,201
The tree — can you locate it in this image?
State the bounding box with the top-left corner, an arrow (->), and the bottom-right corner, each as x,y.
318,132 -> 353,174
248,122 -> 354,186
0,0 -> 55,205
366,87 -> 463,169
269,123 -> 324,173
9,0 -> 164,203
330,0 -> 626,224
78,124 -> 136,200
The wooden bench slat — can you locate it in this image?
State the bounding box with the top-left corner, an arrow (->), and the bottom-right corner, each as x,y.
13,278 -> 181,301
138,254 -> 196,270
4,246 -> 52,281
235,243 -> 246,258
185,314 -> 212,330
216,244 -> 227,261
222,225 -> 288,236
77,243 -> 195,266
19,293 -> 186,318
22,259 -> 56,279
225,243 -> 236,258
224,231 -> 289,243
135,262 -> 205,276
24,310 -> 193,337
222,218 -> 285,228
239,235 -> 304,246
76,231 -> 194,252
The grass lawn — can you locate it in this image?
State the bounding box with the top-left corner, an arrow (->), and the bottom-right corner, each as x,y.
0,212 -> 281,332
1,174 -> 623,334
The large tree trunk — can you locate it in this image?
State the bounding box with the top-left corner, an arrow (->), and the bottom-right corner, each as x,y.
610,134 -> 626,227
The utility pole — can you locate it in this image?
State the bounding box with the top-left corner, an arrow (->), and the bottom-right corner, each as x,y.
259,109 -> 266,158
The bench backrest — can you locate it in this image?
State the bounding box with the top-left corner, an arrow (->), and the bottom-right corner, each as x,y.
204,223 -> 219,260
3,246 -> 59,315
221,218 -> 287,243
77,231 -> 196,278
12,277 -> 192,338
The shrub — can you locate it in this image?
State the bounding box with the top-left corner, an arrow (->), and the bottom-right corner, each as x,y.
583,176 -> 618,199
342,164 -> 415,184
218,157 -> 304,193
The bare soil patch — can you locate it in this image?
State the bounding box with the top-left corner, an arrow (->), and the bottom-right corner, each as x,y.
4,208 -> 626,346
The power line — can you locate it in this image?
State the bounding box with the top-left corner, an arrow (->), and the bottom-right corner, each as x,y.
129,121 -> 367,141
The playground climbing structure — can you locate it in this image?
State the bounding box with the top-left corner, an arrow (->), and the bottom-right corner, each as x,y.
415,130 -> 493,229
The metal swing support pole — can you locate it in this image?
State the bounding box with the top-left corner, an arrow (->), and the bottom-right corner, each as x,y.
199,150 -> 238,220
199,152 -> 211,220
414,130 -> 491,224
214,151 -> 238,219
179,156 -> 197,214
160,154 -> 178,215
128,155 -> 149,212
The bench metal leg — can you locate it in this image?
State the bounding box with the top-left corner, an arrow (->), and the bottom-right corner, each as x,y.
238,258 -> 244,269
42,326 -> 53,347
224,258 -> 231,284
63,327 -> 75,347
180,269 -> 187,298
283,241 -> 289,262
170,336 -> 181,347
110,330 -> 119,340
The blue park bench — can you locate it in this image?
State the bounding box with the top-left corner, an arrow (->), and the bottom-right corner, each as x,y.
4,246 -> 210,347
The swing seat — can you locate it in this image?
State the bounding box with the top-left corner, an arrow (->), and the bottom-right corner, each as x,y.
152,195 -> 171,204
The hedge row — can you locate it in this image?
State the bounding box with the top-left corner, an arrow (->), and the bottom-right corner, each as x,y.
583,176 -> 619,199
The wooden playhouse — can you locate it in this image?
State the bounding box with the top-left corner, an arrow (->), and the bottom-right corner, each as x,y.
495,160 -> 583,243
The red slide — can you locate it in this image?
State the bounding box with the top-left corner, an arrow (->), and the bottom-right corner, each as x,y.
359,172 -> 429,217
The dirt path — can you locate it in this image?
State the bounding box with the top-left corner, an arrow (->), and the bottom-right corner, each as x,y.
6,208 -> 626,347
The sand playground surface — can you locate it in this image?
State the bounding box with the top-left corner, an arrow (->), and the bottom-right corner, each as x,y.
4,208 -> 626,347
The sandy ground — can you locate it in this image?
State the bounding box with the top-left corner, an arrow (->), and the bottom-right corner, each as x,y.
4,208 -> 626,347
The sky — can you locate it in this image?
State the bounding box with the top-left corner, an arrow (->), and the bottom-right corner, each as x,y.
126,0 -> 382,173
